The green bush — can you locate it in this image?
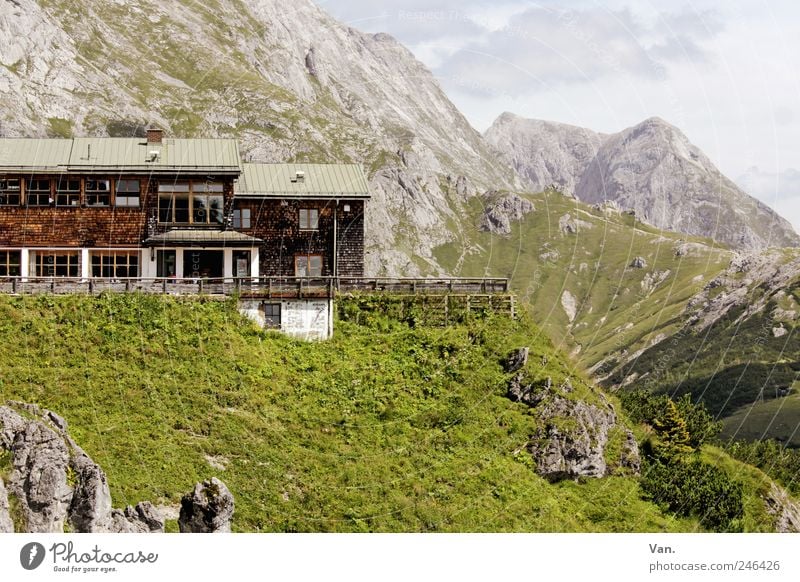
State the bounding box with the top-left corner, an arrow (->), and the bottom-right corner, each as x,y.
726,440 -> 800,496
641,457 -> 744,532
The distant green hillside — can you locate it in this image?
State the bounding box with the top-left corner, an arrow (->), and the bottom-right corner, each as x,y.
434,189 -> 731,369
0,293 -> 793,532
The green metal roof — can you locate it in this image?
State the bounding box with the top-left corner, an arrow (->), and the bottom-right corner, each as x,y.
143,229 -> 262,246
236,163 -> 370,198
0,138 -> 241,174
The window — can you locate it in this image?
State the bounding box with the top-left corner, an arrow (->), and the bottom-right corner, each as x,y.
0,179 -> 21,205
56,177 -> 81,206
115,179 -> 140,207
299,208 -> 319,230
91,252 -> 138,278
26,178 -> 52,206
85,179 -> 111,206
158,181 -> 222,224
34,252 -> 80,277
0,251 -> 21,276
262,303 -> 281,329
295,254 -> 322,277
233,208 -> 251,228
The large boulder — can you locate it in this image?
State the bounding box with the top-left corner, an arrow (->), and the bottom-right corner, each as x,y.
178,477 -> 234,533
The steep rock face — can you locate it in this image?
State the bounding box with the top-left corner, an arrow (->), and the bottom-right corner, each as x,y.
485,113 -> 604,195
487,113 -> 799,250
479,192 -> 534,236
0,402 -> 231,533
0,0 -> 519,276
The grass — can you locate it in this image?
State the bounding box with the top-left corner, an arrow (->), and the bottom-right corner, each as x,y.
0,293 -> 700,533
432,189 -> 731,370
721,393 -> 800,447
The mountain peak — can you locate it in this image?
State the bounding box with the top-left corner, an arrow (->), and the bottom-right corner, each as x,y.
488,112 -> 799,249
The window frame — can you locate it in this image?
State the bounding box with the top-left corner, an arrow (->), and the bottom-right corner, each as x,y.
262,302 -> 281,329
34,252 -> 80,278
232,208 -> 251,229
85,179 -> 111,207
0,178 -> 21,206
158,180 -> 225,224
298,208 -> 319,230
294,253 -> 323,277
55,177 -> 81,207
26,178 -> 52,206
90,251 -> 139,279
115,179 -> 141,207
0,250 -> 21,277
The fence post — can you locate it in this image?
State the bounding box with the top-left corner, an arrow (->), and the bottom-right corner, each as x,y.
12,278 -> 17,294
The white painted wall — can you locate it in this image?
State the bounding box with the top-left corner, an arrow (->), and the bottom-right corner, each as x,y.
238,299 -> 333,340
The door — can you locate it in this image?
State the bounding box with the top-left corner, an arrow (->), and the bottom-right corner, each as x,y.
156,250 -> 176,278
183,250 -> 224,278
233,250 -> 251,279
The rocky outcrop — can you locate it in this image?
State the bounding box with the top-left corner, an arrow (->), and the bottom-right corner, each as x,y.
504,351 -> 640,482
178,478 -> 235,533
764,483 -> 800,533
479,192 -> 534,236
487,114 -> 799,250
0,404 -> 73,532
630,257 -> 647,269
529,395 -> 617,480
0,402 -> 231,533
561,290 -> 578,323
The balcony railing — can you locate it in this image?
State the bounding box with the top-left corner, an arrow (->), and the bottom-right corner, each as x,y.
0,277 -> 509,299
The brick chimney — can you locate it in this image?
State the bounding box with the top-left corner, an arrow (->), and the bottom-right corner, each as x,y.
146,127 -> 163,144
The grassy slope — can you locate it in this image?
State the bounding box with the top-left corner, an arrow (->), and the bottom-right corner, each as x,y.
611,268 -> 800,440
433,190 -> 731,370
0,294 -> 701,533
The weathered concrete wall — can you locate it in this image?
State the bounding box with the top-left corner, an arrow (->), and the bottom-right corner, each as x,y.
238,298 -> 333,340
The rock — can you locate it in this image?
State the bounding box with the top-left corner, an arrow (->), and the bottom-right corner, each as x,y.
528,395 -> 616,481
619,430 -> 641,474
561,290 -> 578,323
68,454 -> 112,533
178,477 -> 234,533
630,256 -> 647,269
0,406 -> 73,533
106,502 -> 165,533
484,113 -> 604,196
641,270 -> 671,295
0,477 -> 14,532
507,375 -> 550,407
764,483 -> 800,533
304,47 -> 318,77
504,347 -> 529,373
479,192 -> 534,235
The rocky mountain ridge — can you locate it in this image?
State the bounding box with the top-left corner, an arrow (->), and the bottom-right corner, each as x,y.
485,113 -> 799,250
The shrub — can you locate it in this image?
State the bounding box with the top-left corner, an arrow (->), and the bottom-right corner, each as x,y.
641,457 -> 744,532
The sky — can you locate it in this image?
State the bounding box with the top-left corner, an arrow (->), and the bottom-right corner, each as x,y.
319,0 -> 800,231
